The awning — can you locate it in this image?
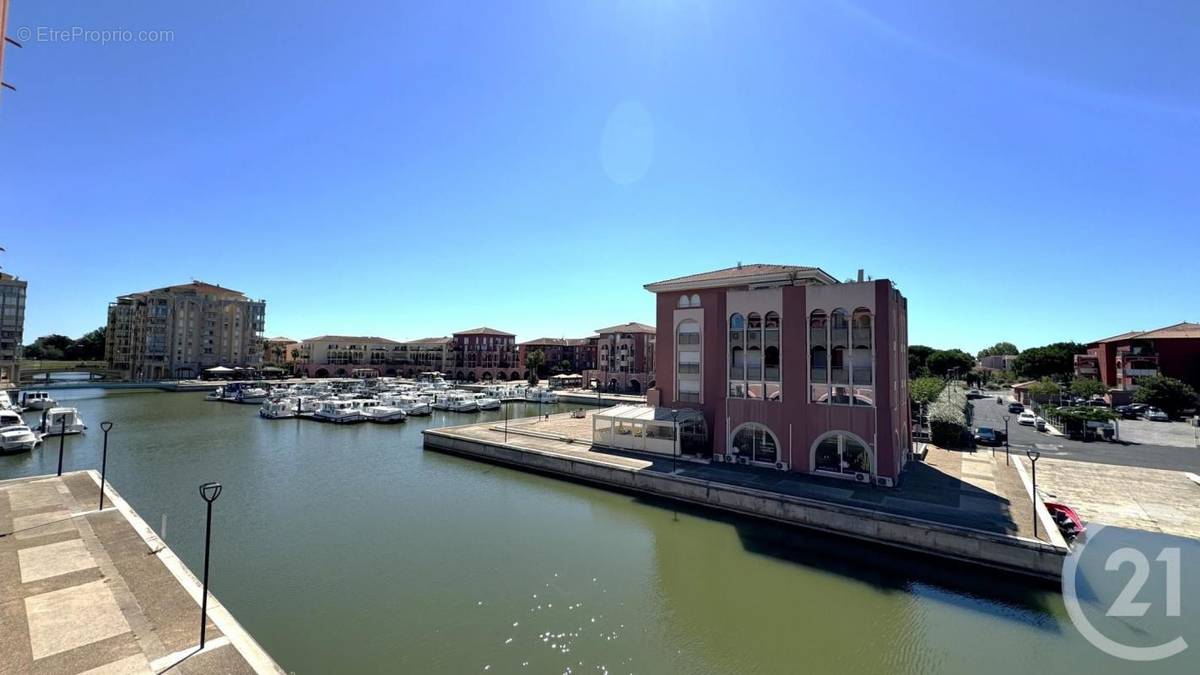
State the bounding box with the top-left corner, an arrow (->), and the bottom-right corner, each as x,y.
592,405 -> 704,424
204,366 -> 234,373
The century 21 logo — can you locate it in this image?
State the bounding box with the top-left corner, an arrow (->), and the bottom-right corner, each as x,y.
1063,525 -> 1193,662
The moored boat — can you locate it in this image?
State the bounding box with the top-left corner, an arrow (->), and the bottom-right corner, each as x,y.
259,399 -> 297,419
313,400 -> 366,424
0,424 -> 40,454
362,405 -> 407,424
237,387 -> 269,404
38,407 -> 87,435
19,391 -> 56,410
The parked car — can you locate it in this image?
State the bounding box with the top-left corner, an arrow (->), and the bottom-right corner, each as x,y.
974,427 -> 1001,446
967,389 -> 982,399
1143,407 -> 1169,422
1018,411 -> 1037,426
1116,403 -> 1147,419
1088,398 -> 1110,407
1008,402 -> 1025,414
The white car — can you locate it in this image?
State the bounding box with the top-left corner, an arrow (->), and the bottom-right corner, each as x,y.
1143,407 -> 1169,422
1017,411 -> 1038,426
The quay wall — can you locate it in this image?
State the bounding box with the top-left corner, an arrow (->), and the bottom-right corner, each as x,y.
423,427 -> 1067,580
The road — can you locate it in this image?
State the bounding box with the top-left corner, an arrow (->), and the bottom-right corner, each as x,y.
971,391 -> 1200,473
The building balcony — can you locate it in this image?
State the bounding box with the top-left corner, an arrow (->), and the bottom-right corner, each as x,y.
1123,367 -> 1159,377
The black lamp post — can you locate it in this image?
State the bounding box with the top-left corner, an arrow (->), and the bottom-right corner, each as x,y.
670,408 -> 679,474
98,422 -> 113,511
1002,415 -> 1011,466
1026,450 -> 1041,538
56,413 -> 67,477
198,482 -> 223,649
503,400 -> 509,442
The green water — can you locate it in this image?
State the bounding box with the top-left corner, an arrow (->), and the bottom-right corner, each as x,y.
0,389 -> 1186,674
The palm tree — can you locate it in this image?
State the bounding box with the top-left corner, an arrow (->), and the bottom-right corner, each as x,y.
525,350 -> 545,385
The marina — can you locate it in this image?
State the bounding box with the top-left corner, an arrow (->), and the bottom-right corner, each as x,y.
0,386 -> 1163,674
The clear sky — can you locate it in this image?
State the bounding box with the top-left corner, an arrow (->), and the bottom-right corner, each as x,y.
1,1 -> 1197,353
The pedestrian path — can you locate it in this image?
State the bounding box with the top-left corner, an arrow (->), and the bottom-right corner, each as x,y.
0,472 -> 283,675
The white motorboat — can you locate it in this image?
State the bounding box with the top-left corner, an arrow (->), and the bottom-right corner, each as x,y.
1,409 -> 25,429
473,394 -> 501,410
361,405 -> 406,424
0,425 -> 40,454
294,395 -> 321,413
446,392 -> 479,413
524,387 -> 558,403
0,389 -> 13,410
38,407 -> 87,435
259,399 -> 296,419
237,387 -> 269,404
19,391 -> 56,410
313,400 -> 365,424
205,387 -> 225,401
390,394 -> 432,416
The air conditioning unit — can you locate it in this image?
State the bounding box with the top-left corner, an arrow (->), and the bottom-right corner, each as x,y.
713,454 -> 724,463
875,476 -> 895,488
737,456 -> 750,465
775,462 -> 790,471
853,472 -> 871,484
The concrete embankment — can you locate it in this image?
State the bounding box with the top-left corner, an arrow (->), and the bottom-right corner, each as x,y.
424,422 -> 1068,580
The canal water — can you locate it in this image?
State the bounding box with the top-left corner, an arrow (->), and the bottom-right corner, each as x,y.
0,388 -> 1187,674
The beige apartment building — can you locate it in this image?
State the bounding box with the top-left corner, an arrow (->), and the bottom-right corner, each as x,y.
0,271 -> 27,385
105,281 -> 266,380
262,336 -> 301,368
294,335 -> 455,377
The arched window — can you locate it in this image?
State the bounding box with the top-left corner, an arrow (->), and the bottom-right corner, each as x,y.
732,423 -> 779,464
690,294 -> 701,307
730,346 -> 745,380
729,313 -> 745,330
810,346 -> 827,381
811,431 -> 872,476
677,295 -> 690,309
852,308 -> 872,348
809,310 -> 827,349
765,311 -> 780,328
677,320 -> 700,346
830,309 -> 849,346
747,312 -> 762,329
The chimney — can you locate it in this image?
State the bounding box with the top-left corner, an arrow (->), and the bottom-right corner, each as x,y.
856,269 -> 864,283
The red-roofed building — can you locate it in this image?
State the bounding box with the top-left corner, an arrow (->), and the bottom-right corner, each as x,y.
1075,322 -> 1200,400
518,337 -> 597,380
452,327 -> 518,382
584,322 -> 656,394
641,263 -> 910,486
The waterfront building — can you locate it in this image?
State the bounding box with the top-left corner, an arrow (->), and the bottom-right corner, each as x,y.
583,322 -> 656,394
978,354 -> 1017,371
262,336 -> 300,368
104,281 -> 266,380
0,271 -> 27,385
1074,321 -> 1200,402
294,335 -> 402,378
518,337 -> 597,379
451,327 -> 518,382
396,337 -> 455,378
642,263 -> 911,486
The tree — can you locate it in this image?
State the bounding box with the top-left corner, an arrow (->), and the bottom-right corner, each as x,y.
1026,378 -> 1062,403
908,345 -> 934,378
1133,376 -> 1197,418
909,377 -> 945,405
1013,342 -> 1087,381
927,349 -> 975,379
1069,378 -> 1107,399
977,342 -> 1019,359
24,329 -> 105,361
525,350 -> 545,385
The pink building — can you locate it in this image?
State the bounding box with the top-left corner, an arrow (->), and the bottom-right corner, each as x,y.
452,327 -> 519,382
645,264 -> 911,487
584,322 -> 656,394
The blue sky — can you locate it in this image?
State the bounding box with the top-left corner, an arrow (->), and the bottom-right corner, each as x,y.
1,1 -> 1197,353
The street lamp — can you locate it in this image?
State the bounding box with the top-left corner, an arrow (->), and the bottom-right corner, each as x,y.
198,482 -> 223,649
56,412 -> 67,477
503,400 -> 509,442
1026,450 -> 1041,538
98,422 -> 114,511
670,408 -> 679,474
1002,414 -> 1011,466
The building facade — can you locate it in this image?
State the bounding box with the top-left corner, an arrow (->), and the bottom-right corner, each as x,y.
0,271 -> 27,385
262,337 -> 300,369
1074,322 -> 1200,400
396,337 -> 454,377
104,281 -> 266,380
294,335 -> 402,378
518,337 -> 597,378
584,323 -> 655,394
644,264 -> 910,486
451,327 -> 518,382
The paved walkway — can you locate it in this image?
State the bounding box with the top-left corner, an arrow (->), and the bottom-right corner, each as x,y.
461,413 -> 1048,542
0,472 -> 282,674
